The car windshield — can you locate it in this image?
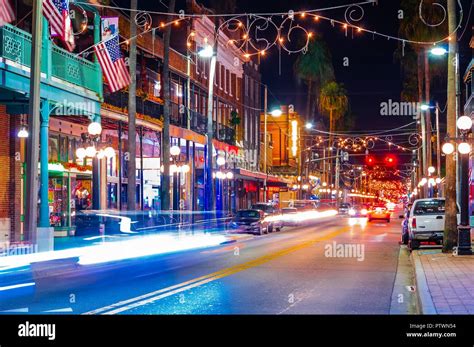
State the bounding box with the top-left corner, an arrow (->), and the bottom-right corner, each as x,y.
236,210 -> 260,218
413,200 -> 445,215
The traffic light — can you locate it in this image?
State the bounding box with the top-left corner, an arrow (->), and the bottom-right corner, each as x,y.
366,155 -> 375,166
385,154 -> 397,166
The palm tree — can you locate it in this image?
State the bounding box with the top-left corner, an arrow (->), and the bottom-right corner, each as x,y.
319,82 -> 348,136
443,0 -> 458,252
127,0 -> 138,211
293,36 -> 335,123
398,0 -> 447,183
161,0 -> 176,211
319,82 -> 348,186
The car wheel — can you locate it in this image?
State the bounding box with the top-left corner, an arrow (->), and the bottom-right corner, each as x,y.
267,224 -> 273,233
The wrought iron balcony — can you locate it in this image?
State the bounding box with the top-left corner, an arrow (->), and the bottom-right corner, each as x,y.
0,24 -> 102,98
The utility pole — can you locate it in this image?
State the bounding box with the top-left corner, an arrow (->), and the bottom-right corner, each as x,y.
25,0 -> 43,245
205,35 -> 217,212
335,148 -> 340,205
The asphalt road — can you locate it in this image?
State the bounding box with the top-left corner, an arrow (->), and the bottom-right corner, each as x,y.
1,211 -> 412,314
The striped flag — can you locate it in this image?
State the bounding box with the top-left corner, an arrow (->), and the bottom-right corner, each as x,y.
0,0 -> 15,26
94,35 -> 131,93
43,0 -> 75,51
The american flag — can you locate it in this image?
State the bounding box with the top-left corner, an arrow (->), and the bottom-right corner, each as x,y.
94,35 -> 131,93
42,0 -> 75,52
0,0 -> 15,26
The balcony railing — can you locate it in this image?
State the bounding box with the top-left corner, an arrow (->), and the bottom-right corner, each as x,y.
0,24 -> 102,97
213,121 -> 235,144
189,110 -> 207,135
104,90 -> 163,121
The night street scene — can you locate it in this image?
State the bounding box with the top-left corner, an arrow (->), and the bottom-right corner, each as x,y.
0,0 -> 474,345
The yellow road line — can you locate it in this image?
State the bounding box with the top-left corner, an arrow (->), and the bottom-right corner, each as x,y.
84,226 -> 348,315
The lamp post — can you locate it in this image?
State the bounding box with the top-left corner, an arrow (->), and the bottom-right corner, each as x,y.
263,84 -> 282,202
421,103 -> 442,186
442,115 -> 473,255
167,145 -> 191,211
196,40 -> 217,212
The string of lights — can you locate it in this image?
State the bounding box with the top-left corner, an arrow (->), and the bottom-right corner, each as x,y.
74,0 -> 465,60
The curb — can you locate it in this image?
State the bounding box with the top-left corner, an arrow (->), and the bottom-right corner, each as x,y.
411,250 -> 437,314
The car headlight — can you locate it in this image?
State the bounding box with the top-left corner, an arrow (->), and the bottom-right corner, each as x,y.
361,209 -> 368,215
348,209 -> 356,216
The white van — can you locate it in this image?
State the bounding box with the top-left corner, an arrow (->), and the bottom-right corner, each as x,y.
408,198 -> 459,250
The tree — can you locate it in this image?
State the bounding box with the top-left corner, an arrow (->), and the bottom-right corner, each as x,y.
319,82 -> 348,186
398,0 -> 447,192
161,0 -> 176,211
293,36 -> 335,123
443,0 -> 458,252
127,0 -> 138,211
319,81 -> 348,137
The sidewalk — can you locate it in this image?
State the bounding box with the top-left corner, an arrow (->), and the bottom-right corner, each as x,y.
412,248 -> 474,314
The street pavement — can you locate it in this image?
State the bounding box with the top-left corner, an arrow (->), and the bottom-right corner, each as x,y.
1,210 -> 413,314
413,249 -> 474,314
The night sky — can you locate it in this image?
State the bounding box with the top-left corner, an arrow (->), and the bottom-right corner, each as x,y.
141,0 -> 472,165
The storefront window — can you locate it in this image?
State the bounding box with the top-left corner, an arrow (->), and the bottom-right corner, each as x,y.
49,136 -> 59,162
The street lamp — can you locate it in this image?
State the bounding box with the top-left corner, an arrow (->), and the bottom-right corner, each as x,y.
17,126 -> 29,138
442,142 -> 455,155
430,46 -> 448,56
75,122 -> 115,160
197,44 -> 214,58
442,114 -> 473,255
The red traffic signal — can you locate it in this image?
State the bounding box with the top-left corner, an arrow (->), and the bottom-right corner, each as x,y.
385,155 -> 397,166
366,155 -> 375,166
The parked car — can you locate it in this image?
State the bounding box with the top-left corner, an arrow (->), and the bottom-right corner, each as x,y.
338,203 -> 351,215
407,198 -> 459,250
252,203 -> 283,232
229,209 -> 269,235
367,204 -> 391,222
281,207 -> 299,226
348,205 -> 368,218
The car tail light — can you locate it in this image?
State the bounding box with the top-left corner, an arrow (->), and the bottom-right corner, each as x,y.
411,218 -> 416,228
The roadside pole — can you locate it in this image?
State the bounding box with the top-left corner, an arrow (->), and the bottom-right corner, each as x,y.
24,0 -> 44,246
